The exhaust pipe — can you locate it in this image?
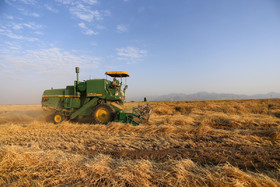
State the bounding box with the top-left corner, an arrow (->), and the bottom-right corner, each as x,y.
74,67 -> 80,97
75,67 -> 79,83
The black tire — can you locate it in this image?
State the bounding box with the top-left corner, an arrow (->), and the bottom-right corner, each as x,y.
53,112 -> 64,124
92,104 -> 115,124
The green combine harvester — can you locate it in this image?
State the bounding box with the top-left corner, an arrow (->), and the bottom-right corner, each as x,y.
42,67 -> 152,126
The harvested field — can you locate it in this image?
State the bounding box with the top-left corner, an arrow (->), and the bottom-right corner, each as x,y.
0,99 -> 280,186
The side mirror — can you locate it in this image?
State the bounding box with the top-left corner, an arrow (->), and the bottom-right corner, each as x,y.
123,85 -> 128,93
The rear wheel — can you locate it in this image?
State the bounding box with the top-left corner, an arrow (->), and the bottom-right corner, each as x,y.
92,104 -> 115,124
53,112 -> 64,124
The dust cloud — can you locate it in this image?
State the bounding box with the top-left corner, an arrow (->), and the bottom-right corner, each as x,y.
0,105 -> 50,124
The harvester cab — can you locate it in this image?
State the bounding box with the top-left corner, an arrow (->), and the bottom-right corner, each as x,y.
42,67 -> 152,126
105,71 -> 130,103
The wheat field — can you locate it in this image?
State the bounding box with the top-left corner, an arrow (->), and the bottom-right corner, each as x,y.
0,99 -> 280,186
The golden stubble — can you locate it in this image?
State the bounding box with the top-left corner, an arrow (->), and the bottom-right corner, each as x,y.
0,99 -> 279,186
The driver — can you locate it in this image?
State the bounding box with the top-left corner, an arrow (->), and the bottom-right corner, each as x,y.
111,77 -> 119,88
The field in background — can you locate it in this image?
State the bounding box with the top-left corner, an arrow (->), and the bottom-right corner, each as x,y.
0,99 -> 280,186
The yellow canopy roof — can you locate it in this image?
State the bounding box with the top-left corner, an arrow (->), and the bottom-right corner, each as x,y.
105,71 -> 130,77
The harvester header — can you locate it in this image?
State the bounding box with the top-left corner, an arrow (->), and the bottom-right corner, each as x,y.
42,67 -> 151,125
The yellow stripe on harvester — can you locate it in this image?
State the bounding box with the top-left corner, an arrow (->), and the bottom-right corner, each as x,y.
42,95 -> 80,98
87,93 -> 102,97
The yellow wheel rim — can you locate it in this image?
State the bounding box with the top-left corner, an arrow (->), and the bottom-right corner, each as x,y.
54,114 -> 62,123
95,108 -> 110,123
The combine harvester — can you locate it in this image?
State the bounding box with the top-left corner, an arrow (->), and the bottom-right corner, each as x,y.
42,67 -> 152,126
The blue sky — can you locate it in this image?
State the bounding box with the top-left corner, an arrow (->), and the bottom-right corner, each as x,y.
0,0 -> 280,104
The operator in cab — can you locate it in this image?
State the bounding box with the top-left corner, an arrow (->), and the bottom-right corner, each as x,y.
111,77 -> 120,89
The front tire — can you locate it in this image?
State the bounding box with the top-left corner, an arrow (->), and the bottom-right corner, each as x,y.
92,104 -> 115,124
53,112 -> 64,124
